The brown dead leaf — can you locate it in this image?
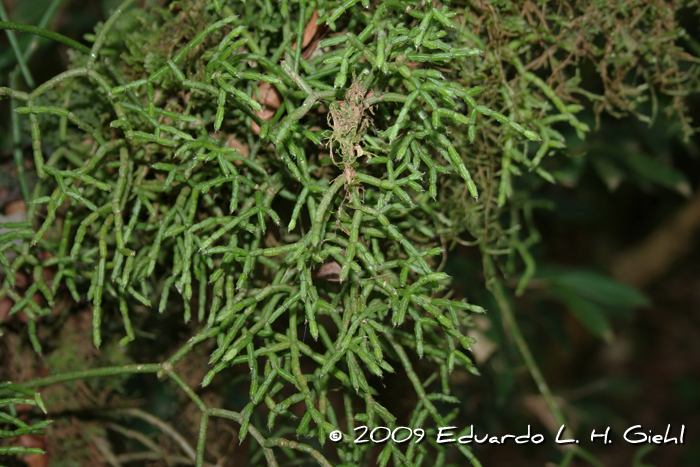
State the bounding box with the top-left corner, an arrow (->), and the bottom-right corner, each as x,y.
316,261 -> 342,282
292,8 -> 319,51
251,110 -> 274,135
251,82 -> 282,135
14,271 -> 30,289
304,9 -> 320,48
257,82 -> 282,110
225,135 -> 250,157
302,35 -> 323,59
14,434 -> 48,467
5,200 -> 26,215
0,297 -> 11,322
290,9 -> 328,60
225,134 -> 250,166
38,251 -> 55,281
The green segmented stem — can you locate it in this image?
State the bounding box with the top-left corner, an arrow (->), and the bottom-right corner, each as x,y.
0,20 -> 92,56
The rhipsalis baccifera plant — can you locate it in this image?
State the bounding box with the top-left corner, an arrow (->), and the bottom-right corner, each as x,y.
1,0 -> 698,465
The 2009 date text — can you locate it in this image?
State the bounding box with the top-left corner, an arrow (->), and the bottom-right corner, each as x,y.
328,426 -> 425,444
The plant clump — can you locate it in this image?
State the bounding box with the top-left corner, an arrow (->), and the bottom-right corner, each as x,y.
1,0 -> 698,466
